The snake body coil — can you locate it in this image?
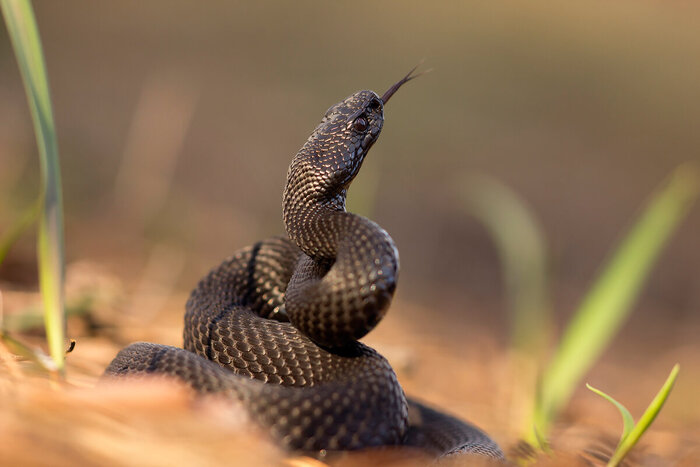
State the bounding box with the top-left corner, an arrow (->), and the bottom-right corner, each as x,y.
105,71 -> 503,459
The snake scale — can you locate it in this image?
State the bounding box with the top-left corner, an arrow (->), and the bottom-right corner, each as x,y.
105,68 -> 504,460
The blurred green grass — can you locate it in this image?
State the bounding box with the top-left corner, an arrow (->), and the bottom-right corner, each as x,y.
2,0 -> 65,372
533,165 -> 698,443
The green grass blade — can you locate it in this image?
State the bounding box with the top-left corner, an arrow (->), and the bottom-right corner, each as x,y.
1,0 -> 66,373
607,364 -> 680,467
586,384 -> 635,445
531,165 -> 698,443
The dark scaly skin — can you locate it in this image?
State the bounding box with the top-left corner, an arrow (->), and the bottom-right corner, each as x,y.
105,73 -> 504,459
283,90 -> 398,348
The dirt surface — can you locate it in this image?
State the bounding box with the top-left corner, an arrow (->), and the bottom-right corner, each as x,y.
1,264 -> 699,465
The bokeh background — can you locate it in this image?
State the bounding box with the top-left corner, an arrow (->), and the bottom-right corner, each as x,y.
1,1 -> 699,464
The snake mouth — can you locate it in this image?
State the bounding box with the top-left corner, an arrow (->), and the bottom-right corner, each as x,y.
361,132 -> 377,151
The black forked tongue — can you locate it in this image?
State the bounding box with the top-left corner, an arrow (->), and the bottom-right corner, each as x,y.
380,63 -> 431,104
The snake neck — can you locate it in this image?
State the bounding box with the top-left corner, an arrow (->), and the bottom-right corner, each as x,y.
283,154 -> 349,260
282,200 -> 343,262
282,90 -> 385,261
282,152 -> 400,347
283,163 -> 396,266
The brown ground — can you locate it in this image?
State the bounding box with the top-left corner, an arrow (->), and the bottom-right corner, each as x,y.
0,263 -> 698,466
1,1 -> 699,465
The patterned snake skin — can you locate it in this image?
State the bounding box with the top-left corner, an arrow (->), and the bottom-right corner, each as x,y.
105,69 -> 504,460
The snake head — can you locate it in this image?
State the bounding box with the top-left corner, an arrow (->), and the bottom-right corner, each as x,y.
284,67 -> 425,212
283,70 -> 423,260
285,90 -> 385,210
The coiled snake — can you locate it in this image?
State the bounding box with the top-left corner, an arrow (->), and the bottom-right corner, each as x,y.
105,69 -> 504,460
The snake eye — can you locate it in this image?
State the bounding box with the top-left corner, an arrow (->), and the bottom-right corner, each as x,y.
353,117 -> 368,132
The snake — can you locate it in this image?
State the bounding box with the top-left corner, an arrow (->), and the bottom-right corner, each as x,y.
105,68 -> 504,460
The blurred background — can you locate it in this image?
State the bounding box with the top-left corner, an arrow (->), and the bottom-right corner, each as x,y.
1,0 -> 699,461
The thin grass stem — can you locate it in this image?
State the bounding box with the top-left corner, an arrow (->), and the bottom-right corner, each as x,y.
1,0 -> 66,374
607,364 -> 680,466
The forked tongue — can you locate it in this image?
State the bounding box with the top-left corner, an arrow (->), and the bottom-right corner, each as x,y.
380,62 -> 431,104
